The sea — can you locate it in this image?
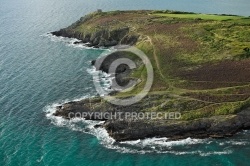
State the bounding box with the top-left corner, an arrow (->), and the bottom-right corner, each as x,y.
1,0 -> 250,165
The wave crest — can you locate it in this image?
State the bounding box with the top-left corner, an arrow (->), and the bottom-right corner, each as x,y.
44,101 -> 241,155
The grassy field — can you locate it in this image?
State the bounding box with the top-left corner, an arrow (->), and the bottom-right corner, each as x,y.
154,13 -> 245,21
65,10 -> 250,120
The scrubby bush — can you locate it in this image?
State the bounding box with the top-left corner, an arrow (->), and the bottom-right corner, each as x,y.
242,47 -> 250,58
244,47 -> 250,53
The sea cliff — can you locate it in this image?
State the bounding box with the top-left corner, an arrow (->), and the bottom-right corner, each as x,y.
51,10 -> 250,141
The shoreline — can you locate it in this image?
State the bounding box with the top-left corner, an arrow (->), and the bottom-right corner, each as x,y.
45,101 -> 239,155
50,10 -> 250,142
52,96 -> 250,142
46,94 -> 250,143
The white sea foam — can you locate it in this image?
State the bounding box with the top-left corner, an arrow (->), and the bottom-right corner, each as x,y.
87,66 -> 114,94
44,101 -> 116,147
42,32 -> 241,156
41,32 -> 108,50
121,137 -> 206,147
198,150 -> 233,157
219,140 -> 248,146
243,130 -> 250,134
40,32 -> 112,51
44,102 -> 235,155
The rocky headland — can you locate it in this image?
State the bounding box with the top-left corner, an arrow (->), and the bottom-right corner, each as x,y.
51,10 -> 250,141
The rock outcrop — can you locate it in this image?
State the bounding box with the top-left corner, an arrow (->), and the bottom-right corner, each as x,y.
51,10 -> 250,142
53,98 -> 250,141
104,110 -> 250,141
52,26 -> 138,48
51,11 -> 140,48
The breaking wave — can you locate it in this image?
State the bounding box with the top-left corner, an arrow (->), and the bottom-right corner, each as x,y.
43,101 -> 243,156
41,32 -> 108,50
42,31 -> 247,156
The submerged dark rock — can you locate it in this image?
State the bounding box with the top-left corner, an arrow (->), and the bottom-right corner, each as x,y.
91,60 -> 96,66
73,41 -> 82,44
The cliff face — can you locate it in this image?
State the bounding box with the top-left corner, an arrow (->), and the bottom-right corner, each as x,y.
53,97 -> 250,141
51,12 -> 139,47
52,27 -> 138,47
51,10 -> 250,141
92,51 -> 138,88
104,110 -> 250,141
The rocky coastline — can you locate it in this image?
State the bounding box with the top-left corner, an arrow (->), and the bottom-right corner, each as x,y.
52,27 -> 138,48
53,97 -> 250,141
50,10 -> 250,142
52,51 -> 250,141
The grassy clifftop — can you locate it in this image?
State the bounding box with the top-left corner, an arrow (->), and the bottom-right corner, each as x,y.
53,10 -> 250,121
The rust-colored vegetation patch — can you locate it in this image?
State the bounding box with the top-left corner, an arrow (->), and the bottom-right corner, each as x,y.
58,10 -> 250,119
175,81 -> 249,90
142,22 -> 199,75
88,13 -> 147,26
183,92 -> 250,103
177,59 -> 250,82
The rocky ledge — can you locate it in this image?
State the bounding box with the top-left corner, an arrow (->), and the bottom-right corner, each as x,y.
51,12 -> 139,48
52,27 -> 138,48
53,97 -> 250,141
51,10 -> 250,142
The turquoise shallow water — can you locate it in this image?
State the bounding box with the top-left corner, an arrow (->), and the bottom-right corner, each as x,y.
1,0 -> 250,165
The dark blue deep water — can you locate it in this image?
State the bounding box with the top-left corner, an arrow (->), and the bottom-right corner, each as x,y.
1,0 -> 250,165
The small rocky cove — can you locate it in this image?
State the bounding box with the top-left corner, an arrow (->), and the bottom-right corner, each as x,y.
51,11 -> 250,142
51,44 -> 250,141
